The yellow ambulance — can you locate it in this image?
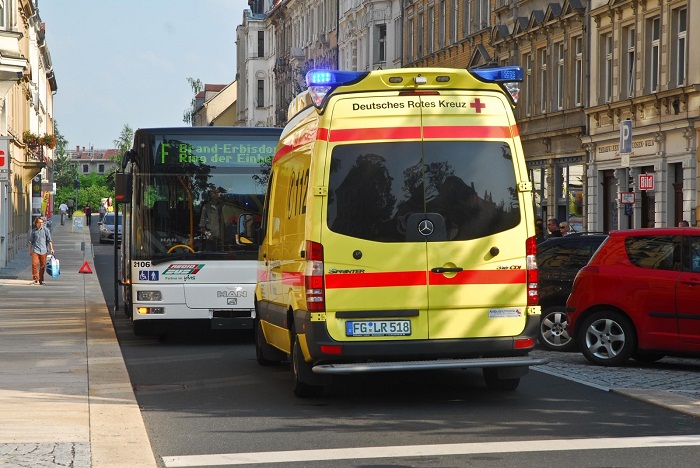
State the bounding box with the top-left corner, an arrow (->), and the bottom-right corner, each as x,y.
243,66 -> 545,397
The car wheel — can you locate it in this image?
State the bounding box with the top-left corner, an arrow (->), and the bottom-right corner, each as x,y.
255,318 -> 285,366
291,333 -> 324,398
483,368 -> 520,391
578,310 -> 636,367
538,306 -> 575,352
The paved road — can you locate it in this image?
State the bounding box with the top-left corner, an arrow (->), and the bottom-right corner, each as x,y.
530,348 -> 700,417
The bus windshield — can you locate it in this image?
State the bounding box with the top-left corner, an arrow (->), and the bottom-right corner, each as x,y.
128,131 -> 275,261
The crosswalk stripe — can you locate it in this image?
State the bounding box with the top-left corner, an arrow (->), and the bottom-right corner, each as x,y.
162,434 -> 700,467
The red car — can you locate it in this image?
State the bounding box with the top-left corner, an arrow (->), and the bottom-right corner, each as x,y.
567,227 -> 700,366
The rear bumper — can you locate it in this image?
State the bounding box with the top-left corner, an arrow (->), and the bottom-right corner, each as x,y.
298,311 -> 541,368
314,355 -> 547,375
132,317 -> 253,335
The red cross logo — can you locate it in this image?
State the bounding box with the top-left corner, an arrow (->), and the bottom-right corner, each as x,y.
470,98 -> 486,113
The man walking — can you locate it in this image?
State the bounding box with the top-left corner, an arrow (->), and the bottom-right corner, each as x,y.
29,217 -> 54,285
58,201 -> 68,225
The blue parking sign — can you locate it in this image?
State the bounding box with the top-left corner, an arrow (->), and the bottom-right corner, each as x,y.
620,120 -> 632,154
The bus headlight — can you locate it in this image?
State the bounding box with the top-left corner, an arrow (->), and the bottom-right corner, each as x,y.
137,291 -> 162,301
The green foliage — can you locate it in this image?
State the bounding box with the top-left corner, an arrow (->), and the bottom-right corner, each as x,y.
183,77 -> 203,124
52,122 -> 77,189
112,124 -> 134,169
55,173 -> 113,211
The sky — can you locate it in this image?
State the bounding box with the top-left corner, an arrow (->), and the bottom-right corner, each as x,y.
39,0 -> 251,150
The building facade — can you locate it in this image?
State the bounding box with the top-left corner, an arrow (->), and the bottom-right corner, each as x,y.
586,0 -> 697,230
0,0 -> 56,268
234,0 -> 698,230
67,147 -> 118,176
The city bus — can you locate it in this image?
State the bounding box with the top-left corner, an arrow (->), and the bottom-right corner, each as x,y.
115,127 -> 282,336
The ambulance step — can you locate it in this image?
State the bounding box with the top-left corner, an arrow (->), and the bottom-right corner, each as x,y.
312,356 -> 548,374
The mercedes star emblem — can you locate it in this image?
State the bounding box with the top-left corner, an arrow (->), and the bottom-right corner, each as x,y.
418,219 -> 434,236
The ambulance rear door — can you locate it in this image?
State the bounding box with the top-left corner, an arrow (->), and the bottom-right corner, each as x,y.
420,91 -> 528,339
322,92 -> 430,342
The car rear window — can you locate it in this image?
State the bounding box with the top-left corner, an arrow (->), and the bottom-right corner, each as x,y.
625,235 -> 680,271
327,141 -> 520,243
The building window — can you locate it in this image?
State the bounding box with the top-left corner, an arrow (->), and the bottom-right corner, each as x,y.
427,7 -> 434,55
647,16 -> 660,92
451,0 -> 458,44
539,48 -> 547,113
417,13 -> 423,57
524,53 -> 532,117
258,31 -> 264,58
476,0 -> 490,30
374,24 -> 386,64
98,164 -> 105,174
395,17 -> 402,60
82,164 -> 89,173
574,36 -> 583,106
602,33 -> 613,103
622,26 -> 635,98
407,17 -> 414,61
438,1 -> 446,49
0,0 -> 5,28
462,0 -> 470,38
555,42 -> 564,110
257,80 -> 264,108
672,7 -> 687,87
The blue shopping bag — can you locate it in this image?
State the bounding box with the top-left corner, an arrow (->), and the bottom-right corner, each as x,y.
46,254 -> 60,278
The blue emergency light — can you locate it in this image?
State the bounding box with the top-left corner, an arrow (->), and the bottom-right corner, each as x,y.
471,66 -> 524,83
305,66 -> 525,107
306,70 -> 368,107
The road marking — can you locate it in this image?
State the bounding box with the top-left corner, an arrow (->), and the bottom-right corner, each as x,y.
162,434 -> 700,467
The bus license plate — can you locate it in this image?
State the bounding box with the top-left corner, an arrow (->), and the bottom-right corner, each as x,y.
346,320 -> 411,337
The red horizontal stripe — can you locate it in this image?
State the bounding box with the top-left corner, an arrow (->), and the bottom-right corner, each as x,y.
325,271 -> 427,289
324,270 -> 525,289
329,127 -> 422,142
428,269 -> 526,285
423,125 -> 513,140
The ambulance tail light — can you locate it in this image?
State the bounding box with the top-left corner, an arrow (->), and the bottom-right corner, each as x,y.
304,240 -> 326,312
471,66 -> 523,104
306,70 -> 368,108
526,236 -> 538,306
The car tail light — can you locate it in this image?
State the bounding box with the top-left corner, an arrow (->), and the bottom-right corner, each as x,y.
304,240 -> 325,312
526,236 -> 538,306
514,337 -> 536,349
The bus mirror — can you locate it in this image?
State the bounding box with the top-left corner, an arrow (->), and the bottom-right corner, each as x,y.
115,173 -> 132,205
236,214 -> 258,246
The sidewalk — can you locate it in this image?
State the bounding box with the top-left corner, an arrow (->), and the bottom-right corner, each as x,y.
0,216 -> 157,467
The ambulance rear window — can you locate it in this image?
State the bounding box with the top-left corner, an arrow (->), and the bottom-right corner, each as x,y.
327,141 -> 520,242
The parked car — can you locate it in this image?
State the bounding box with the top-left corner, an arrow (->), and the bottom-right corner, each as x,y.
536,233 -> 608,351
99,212 -> 122,244
567,228 -> 700,366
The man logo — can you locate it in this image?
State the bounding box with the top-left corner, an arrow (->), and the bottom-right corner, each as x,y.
217,290 -> 247,297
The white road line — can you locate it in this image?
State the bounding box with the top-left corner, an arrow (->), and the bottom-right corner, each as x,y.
162,434 -> 700,467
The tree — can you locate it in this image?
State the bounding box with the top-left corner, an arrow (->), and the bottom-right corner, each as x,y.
182,77 -> 203,125
112,124 -> 134,168
51,121 -> 77,189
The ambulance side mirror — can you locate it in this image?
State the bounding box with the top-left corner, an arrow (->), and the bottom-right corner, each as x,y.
236,214 -> 259,246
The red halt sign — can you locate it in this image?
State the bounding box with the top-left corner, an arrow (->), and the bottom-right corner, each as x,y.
639,174 -> 654,191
